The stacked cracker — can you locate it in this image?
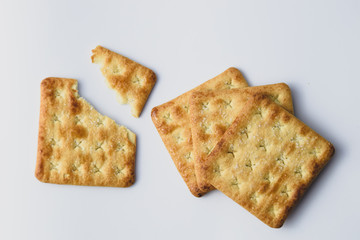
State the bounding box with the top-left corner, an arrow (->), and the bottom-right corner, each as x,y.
151,68 -> 334,228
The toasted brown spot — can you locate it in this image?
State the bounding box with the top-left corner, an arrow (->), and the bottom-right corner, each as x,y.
300,126 -> 310,135
71,125 -> 88,138
173,105 -> 183,118
214,124 -> 227,136
69,95 -> 82,114
281,113 -> 290,123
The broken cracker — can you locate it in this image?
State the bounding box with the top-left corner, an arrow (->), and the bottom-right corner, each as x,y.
203,94 -> 334,227
151,68 -> 248,197
35,77 -> 136,187
190,83 -> 294,192
91,45 -> 156,118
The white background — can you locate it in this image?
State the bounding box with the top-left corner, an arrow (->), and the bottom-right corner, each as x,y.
1,0 -> 359,239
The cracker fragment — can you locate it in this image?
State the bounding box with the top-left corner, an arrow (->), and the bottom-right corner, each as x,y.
35,77 -> 136,187
203,94 -> 334,227
151,68 -> 248,197
91,45 -> 156,118
190,83 -> 294,192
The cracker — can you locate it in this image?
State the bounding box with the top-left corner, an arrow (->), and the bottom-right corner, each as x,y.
35,77 -> 136,187
190,83 -> 294,192
203,94 -> 334,227
151,68 -> 248,197
91,45 -> 156,118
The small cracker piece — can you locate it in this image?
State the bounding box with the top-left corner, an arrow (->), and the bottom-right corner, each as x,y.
91,45 -> 156,118
203,94 -> 334,227
35,77 -> 136,187
151,68 -> 248,197
190,83 -> 294,192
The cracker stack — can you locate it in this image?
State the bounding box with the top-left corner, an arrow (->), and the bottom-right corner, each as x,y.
151,68 -> 334,227
151,68 -> 248,197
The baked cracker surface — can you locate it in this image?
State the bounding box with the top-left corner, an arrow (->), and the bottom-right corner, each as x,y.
204,94 -> 334,227
35,77 -> 136,187
151,68 -> 248,197
190,83 -> 294,192
91,45 -> 156,118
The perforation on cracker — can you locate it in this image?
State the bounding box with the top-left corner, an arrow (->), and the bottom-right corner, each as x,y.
91,45 -> 156,118
189,83 -> 294,192
35,77 -> 136,187
151,68 -> 248,197
204,95 -> 334,227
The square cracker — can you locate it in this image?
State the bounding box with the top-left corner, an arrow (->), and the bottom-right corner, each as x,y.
203,94 -> 334,228
91,45 -> 156,118
35,77 -> 137,187
190,83 -> 294,192
151,68 -> 248,197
